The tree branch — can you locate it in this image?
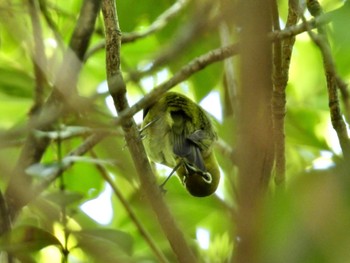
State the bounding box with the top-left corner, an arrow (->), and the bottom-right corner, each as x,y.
305,0 -> 350,159
234,0 -> 274,262
272,0 -> 300,186
101,0 -> 197,262
91,151 -> 169,263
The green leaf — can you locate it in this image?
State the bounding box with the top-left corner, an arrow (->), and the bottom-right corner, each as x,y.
0,225 -> 62,254
64,162 -> 104,199
286,108 -> 329,150
74,228 -> 134,262
78,229 -> 133,254
0,67 -> 33,98
45,191 -> 84,207
330,2 -> 350,77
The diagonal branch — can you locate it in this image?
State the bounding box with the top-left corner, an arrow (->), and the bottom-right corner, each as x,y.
101,0 -> 197,262
91,151 -> 169,263
305,0 -> 350,159
85,0 -> 191,60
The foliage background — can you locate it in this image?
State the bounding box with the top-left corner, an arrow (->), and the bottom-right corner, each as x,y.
0,0 -> 350,262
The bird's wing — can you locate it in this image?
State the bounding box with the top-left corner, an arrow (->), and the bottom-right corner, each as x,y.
187,130 -> 214,150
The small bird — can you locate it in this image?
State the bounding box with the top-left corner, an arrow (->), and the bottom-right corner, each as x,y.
141,92 -> 220,197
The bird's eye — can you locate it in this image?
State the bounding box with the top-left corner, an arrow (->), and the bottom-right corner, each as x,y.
202,172 -> 212,184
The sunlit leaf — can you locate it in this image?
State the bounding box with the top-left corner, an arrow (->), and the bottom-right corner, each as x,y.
0,67 -> 33,98
74,229 -> 134,262
0,225 -> 62,254
45,191 -> 84,207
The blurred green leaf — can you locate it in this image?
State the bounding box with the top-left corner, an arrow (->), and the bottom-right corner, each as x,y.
330,1 -> 350,77
74,228 -> 134,263
0,67 -> 33,98
286,108 -> 329,150
64,162 -> 104,199
76,228 -> 133,254
0,225 -> 62,254
45,191 -> 84,207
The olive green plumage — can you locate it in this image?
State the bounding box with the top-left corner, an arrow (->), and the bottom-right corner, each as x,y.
142,92 -> 220,197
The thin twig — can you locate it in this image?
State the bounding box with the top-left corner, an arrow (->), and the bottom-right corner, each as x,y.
85,0 -> 191,60
130,13 -> 330,83
128,1 -> 218,82
91,151 -> 169,263
0,190 -> 12,263
270,11 -> 330,41
305,1 -> 350,158
219,21 -> 238,117
28,0 -> 47,116
126,0 -> 191,43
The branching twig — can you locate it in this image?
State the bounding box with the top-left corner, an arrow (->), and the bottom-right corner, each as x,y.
129,12 -> 330,82
128,1 -> 218,82
270,11 -> 330,41
125,0 -> 191,43
305,0 -> 350,159
85,0 -> 191,60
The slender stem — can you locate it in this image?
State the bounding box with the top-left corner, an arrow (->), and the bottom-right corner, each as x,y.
101,0 -> 197,262
91,151 -> 169,263
305,1 -> 350,159
272,0 -> 300,186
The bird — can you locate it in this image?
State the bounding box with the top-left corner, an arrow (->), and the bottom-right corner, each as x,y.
141,91 -> 220,197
